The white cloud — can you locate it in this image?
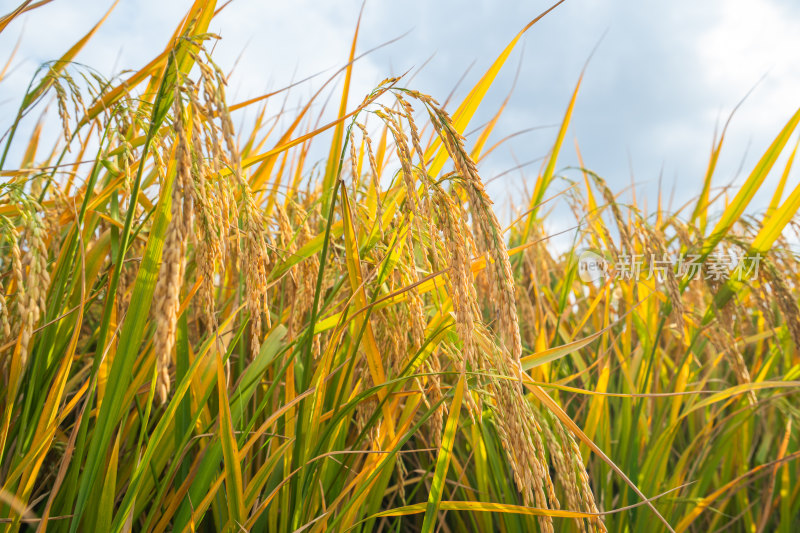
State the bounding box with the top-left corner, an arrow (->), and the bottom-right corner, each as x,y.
1,0 -> 798,215
691,0 -> 800,208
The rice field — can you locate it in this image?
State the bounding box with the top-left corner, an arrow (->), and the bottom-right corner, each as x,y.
0,2 -> 799,532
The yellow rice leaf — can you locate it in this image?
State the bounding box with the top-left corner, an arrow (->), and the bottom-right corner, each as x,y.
421,375 -> 465,533
321,9 -> 362,213
701,106 -> 800,258
426,0 -> 565,177
215,351 -> 246,527
522,70 -> 582,242
20,1 -> 118,111
340,187 -> 395,437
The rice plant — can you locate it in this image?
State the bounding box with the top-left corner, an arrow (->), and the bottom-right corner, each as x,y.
0,2 -> 798,532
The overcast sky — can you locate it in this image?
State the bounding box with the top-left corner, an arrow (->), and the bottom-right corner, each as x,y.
2,0 -> 799,226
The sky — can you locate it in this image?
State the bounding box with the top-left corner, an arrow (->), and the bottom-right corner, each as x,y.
2,0 -> 799,228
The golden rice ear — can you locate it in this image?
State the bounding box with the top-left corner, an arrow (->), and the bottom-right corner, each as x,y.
425,97 -> 523,366
433,189 -> 478,376
764,260 -> 800,351
0,281 -> 8,341
486,336 -> 558,532
645,226 -> 685,334
153,92 -> 193,404
240,194 -> 271,360
354,122 -> 383,229
4,200 -> 51,371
